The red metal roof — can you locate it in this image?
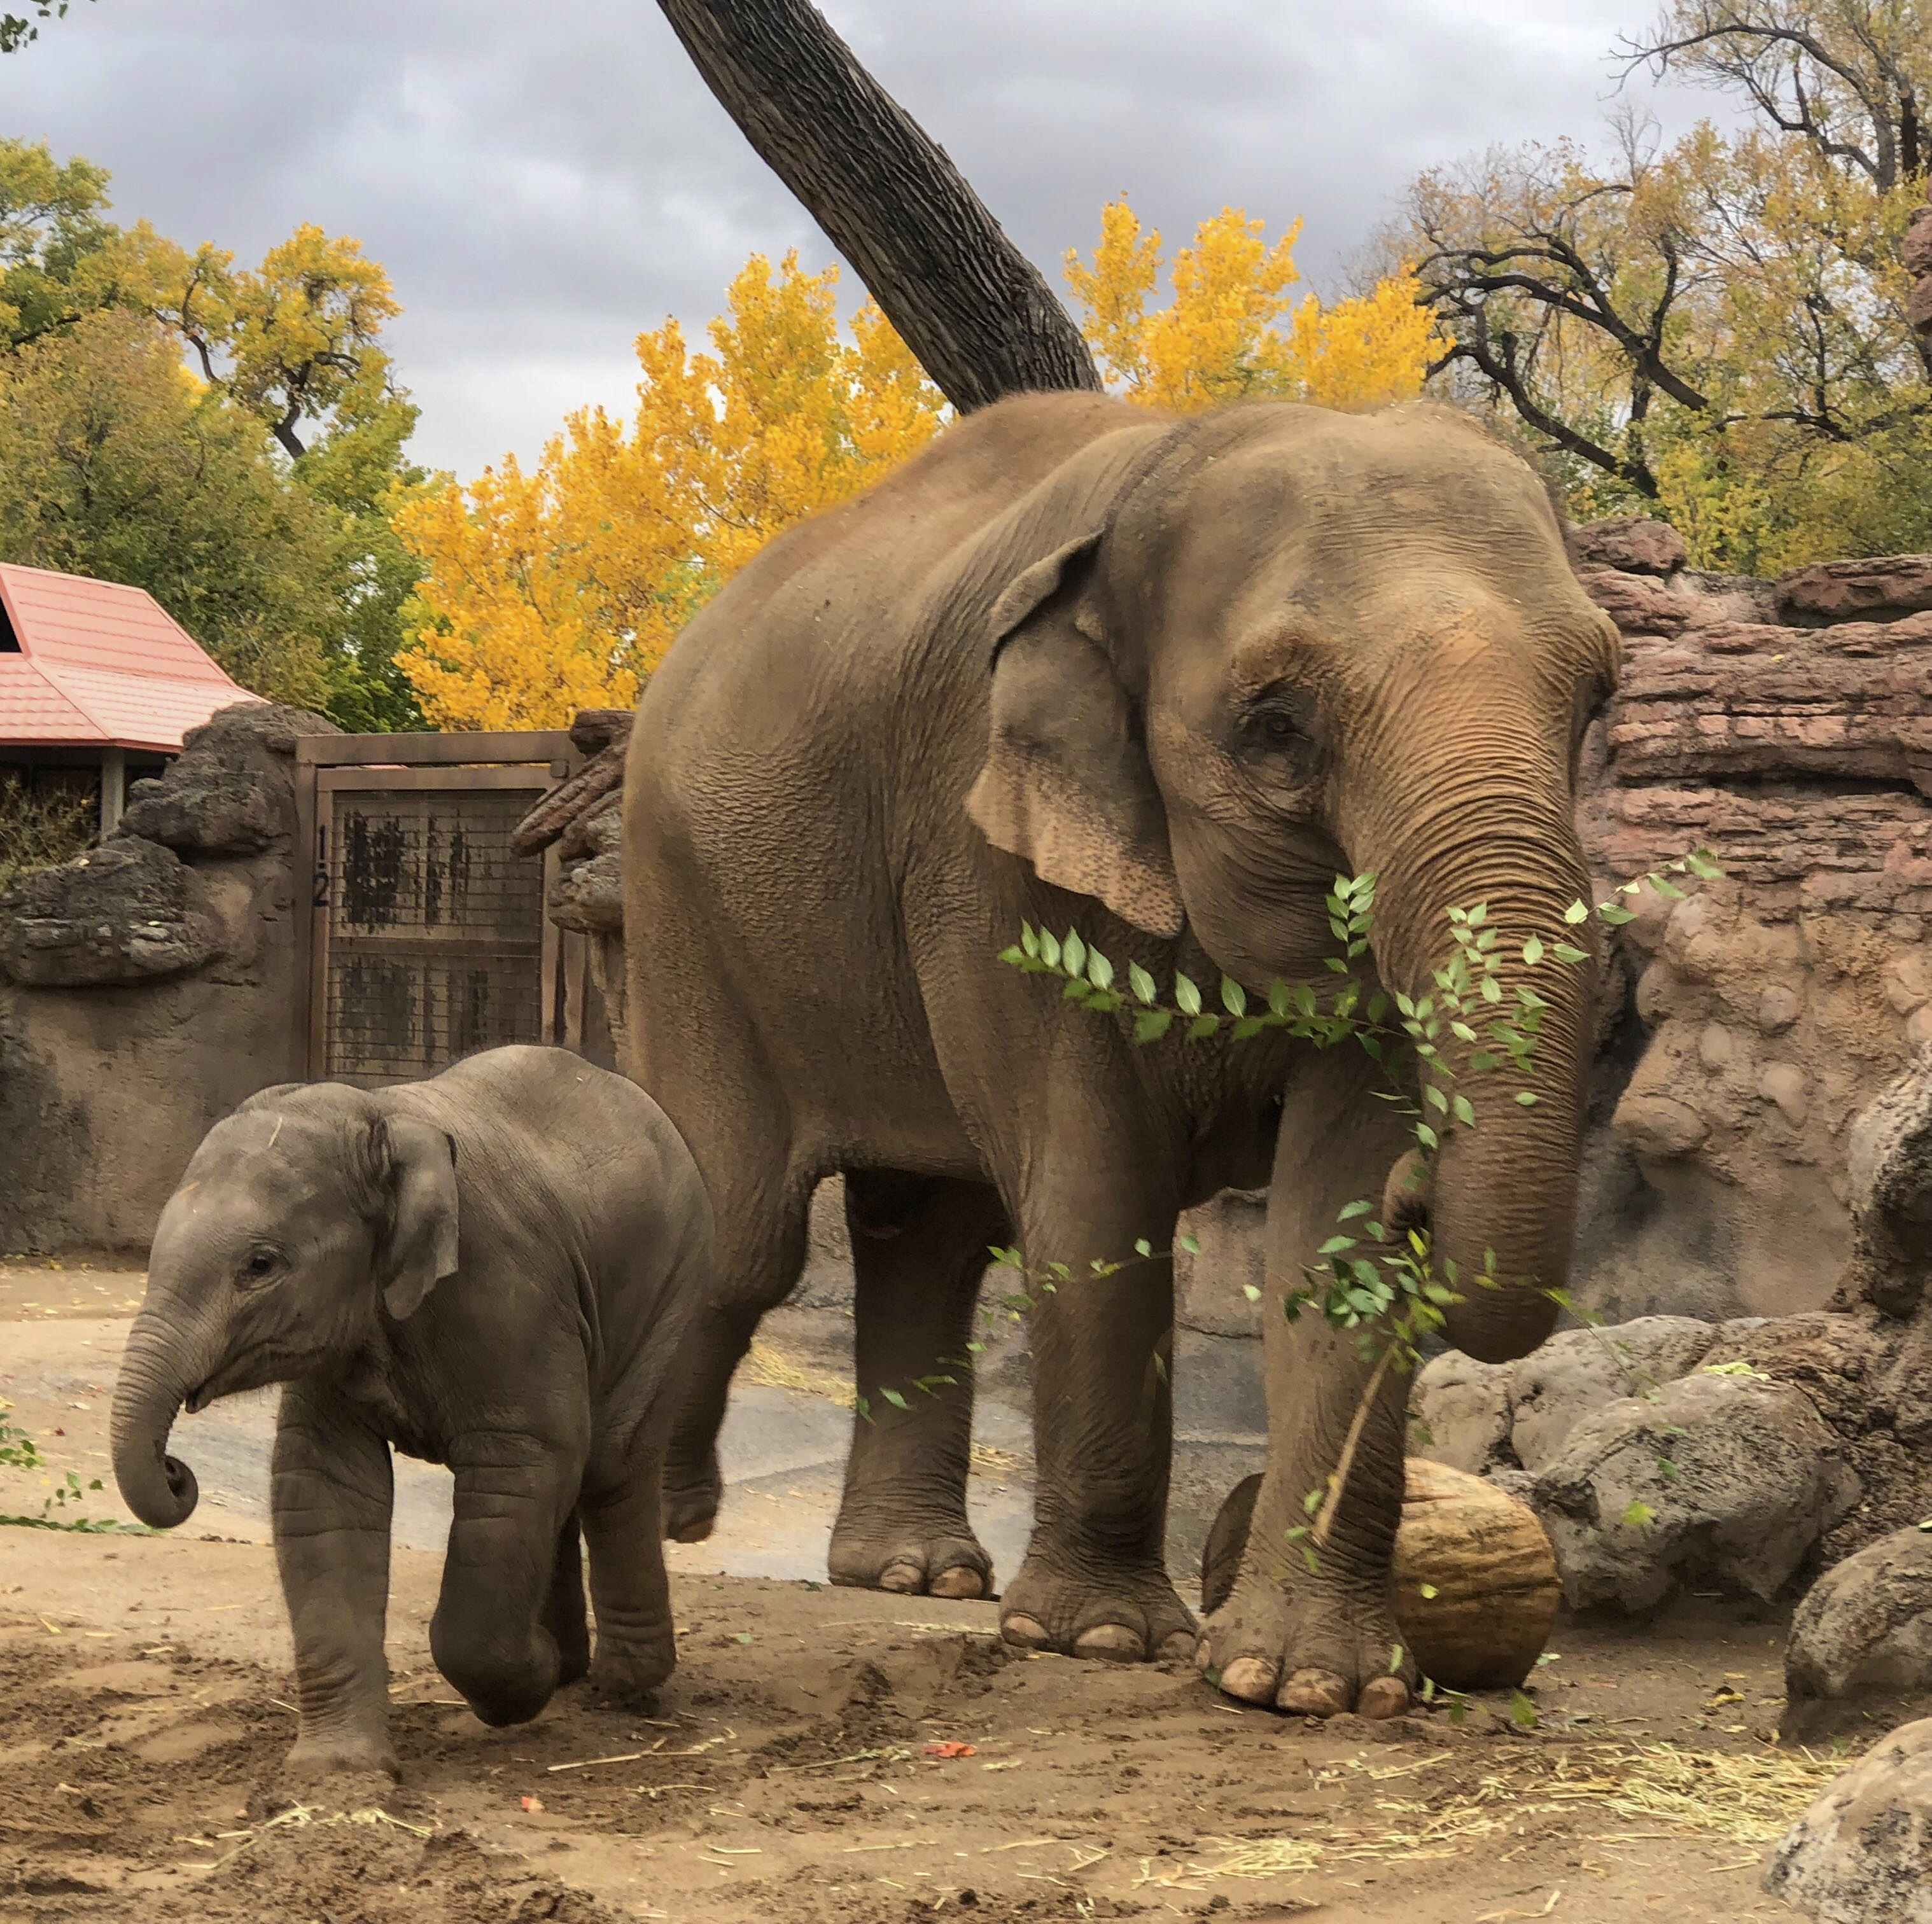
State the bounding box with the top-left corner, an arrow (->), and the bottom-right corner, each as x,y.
0,562 -> 263,753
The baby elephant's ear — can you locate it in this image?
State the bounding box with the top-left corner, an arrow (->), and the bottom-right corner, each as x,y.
375,1117 -> 459,1320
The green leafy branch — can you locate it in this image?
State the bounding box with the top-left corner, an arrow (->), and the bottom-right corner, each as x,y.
0,1398 -> 146,1533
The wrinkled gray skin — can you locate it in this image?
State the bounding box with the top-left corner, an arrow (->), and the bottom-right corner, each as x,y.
111,1045 -> 713,1781
624,392 -> 1616,1717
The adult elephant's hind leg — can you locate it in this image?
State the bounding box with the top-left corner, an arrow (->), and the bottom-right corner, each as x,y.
830,1172 -> 1007,1600
660,1136 -> 812,1545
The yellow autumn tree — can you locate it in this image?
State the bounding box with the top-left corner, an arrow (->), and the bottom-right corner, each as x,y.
1064,199 -> 1440,412
394,253 -> 946,729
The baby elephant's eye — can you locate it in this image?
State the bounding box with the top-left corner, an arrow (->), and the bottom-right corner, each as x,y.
236,1250 -> 280,1288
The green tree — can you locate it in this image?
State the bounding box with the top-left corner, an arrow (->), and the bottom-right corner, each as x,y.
0,310 -> 344,707
0,0 -> 93,53
0,137 -> 426,727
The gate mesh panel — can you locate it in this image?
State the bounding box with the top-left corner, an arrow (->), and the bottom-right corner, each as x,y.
325,789 -> 545,1082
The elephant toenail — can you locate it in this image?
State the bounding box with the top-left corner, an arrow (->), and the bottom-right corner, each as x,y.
1359,1676 -> 1411,1720
879,1561 -> 925,1593
667,1517 -> 715,1544
1217,1656 -> 1279,1704
1194,1639 -> 1215,1673
1000,1612 -> 1052,1650
1158,1630 -> 1198,1663
1278,1667 -> 1352,1717
929,1566 -> 986,1600
1074,1624 -> 1145,1663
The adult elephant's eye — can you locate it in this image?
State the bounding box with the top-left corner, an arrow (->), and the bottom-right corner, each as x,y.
1243,695 -> 1312,761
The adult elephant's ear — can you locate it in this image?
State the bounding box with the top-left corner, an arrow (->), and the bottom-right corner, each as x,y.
374,1117 -> 459,1320
966,533 -> 1184,938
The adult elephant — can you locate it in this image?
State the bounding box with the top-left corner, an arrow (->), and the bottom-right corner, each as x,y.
624,391 -> 1617,1715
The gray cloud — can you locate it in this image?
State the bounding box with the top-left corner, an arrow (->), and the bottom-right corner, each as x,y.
4,0 -> 1716,477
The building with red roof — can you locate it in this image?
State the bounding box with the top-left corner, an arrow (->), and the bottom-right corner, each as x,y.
0,562 -> 262,833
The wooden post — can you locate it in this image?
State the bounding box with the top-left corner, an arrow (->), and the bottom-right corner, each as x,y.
99,747 -> 126,837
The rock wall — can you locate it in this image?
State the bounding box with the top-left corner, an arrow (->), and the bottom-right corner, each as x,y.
1569,519 -> 1932,1323
0,704 -> 335,1253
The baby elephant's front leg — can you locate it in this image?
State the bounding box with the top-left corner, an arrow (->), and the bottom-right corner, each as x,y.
434,1435 -> 584,1727
272,1387 -> 397,1783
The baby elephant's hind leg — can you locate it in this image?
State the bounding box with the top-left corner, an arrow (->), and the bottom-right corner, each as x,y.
544,1511 -> 591,1688
580,1463 -> 676,1706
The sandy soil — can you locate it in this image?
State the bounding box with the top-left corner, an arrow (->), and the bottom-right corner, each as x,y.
0,1523 -> 1847,1924
0,1267 -> 1856,1923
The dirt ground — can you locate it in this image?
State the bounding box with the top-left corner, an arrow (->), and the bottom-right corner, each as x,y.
0,1261 -> 1861,1924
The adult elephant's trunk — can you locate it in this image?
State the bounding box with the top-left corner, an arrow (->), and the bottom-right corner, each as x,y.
111,1313 -> 202,1529
1351,758 -> 1596,1367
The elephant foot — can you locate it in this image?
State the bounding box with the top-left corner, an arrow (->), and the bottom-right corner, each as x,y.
828,1510 -> 992,1600
1196,1565 -> 1413,1718
662,1446 -> 722,1544
586,1638 -> 675,1710
280,1728 -> 400,1797
997,1552 -> 1196,1663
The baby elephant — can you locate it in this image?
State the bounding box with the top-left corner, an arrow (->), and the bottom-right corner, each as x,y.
111,1045 -> 713,1782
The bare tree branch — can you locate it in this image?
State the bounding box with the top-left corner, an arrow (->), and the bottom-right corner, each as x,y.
653,0 -> 1101,410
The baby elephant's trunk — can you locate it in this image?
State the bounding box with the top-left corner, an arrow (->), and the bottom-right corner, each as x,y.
111,1318 -> 201,1529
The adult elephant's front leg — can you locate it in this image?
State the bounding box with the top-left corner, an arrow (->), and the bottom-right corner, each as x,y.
435,1432 -> 585,1727
997,1151 -> 1194,1664
1198,1049 -> 1418,1717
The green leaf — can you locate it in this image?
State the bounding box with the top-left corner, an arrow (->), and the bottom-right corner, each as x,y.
1522,935 -> 1544,966
1062,930 -> 1086,977
1620,1500 -> 1657,1529
1597,905 -> 1635,926
1133,1238 -> 1153,1258
1563,900 -> 1590,924
1088,949 -> 1115,991
1221,977 -> 1247,1017
1317,1236 -> 1359,1256
997,945 -> 1028,966
1293,983 -> 1317,1019
1419,1582 -> 1439,1601
1466,903 -> 1488,926
1268,980 -> 1294,1017
1061,977 -> 1091,1001
880,1388 -> 911,1412
1128,961 -> 1158,1006
1658,1456 -> 1681,1484
1452,1096 -> 1476,1127
1242,1283 -> 1261,1302
1415,1123 -> 1439,1150
1424,1084 -> 1449,1112
1179,1233 -> 1201,1255
1021,923 -> 1041,958
1175,973 -> 1203,1017
1133,1008 -> 1173,1045
1515,1091 -> 1540,1106
1508,1690 -> 1539,1731
1039,930 -> 1061,970
1552,942 -> 1588,965
1188,1014 -> 1222,1040
1337,1199 -> 1375,1221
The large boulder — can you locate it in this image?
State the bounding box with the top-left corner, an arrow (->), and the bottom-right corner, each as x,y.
1531,1370 -> 1858,1611
1567,516 -> 1687,576
1842,1047 -> 1932,1318
1785,1528 -> 1932,1743
118,701 -> 335,857
1410,1349 -> 1513,1477
0,836 -> 219,987
1763,1716 -> 1932,1922
1508,1316 -> 1724,1472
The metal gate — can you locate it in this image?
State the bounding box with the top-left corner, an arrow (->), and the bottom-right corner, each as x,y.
294,732 -> 584,1086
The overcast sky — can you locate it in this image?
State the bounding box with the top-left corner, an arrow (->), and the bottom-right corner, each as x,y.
6,0 -> 1718,480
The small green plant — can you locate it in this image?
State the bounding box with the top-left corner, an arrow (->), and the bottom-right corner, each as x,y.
0,1398 -> 145,1533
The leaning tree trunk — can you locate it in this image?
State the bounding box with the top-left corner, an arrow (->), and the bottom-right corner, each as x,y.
654,0 -> 1102,410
